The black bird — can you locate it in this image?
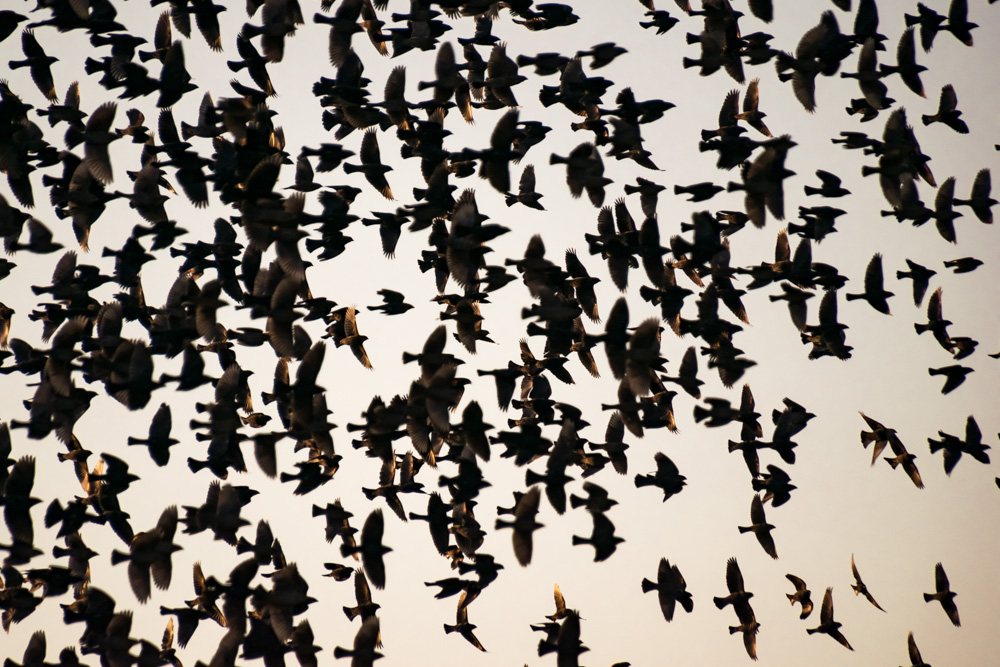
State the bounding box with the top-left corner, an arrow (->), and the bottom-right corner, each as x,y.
807,587 -> 853,650
850,554 -> 885,611
845,253 -> 893,314
923,562 -> 960,626
922,84 -> 968,134
952,168 -> 995,224
738,494 -> 778,559
641,558 -> 693,622
895,259 -> 935,307
804,169 -> 850,197
634,452 -> 686,501
340,509 -> 391,590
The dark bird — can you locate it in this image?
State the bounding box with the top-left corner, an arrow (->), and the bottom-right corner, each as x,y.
807,587 -> 853,650
804,169 -> 850,197
367,289 -> 413,315
928,415 -> 990,475
571,510 -> 624,562
928,364 -> 973,394
340,509 -> 391,590
345,129 -> 394,199
713,557 -> 757,660
738,494 -> 778,559
895,260 -> 935,307
9,29 -> 58,101
905,631 -> 931,667
333,616 -> 383,665
443,590 -> 486,652
845,253 -> 893,314
952,168 -> 995,224
110,505 -> 181,603
851,554 -> 885,611
641,558 -> 693,622
785,574 -> 813,619
923,562 -> 960,626
922,84 -> 968,133
505,164 -> 545,210
494,485 -> 543,567
943,257 -> 982,274
634,452 -> 687,502
915,287 -> 953,353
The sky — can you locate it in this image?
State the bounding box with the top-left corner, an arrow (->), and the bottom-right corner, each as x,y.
2,0 -> 1000,666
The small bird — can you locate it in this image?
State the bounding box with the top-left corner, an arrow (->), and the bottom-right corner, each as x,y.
804,170 -> 850,197
904,631 -> 930,667
345,129 -> 393,200
896,260 -> 936,307
845,253 -> 893,314
921,84 -> 968,133
928,364 -> 973,394
923,562 -> 960,626
641,558 -> 693,622
571,510 -> 624,562
738,494 -> 778,559
928,415 -> 990,475
943,257 -> 982,274
785,574 -> 813,619
333,616 -> 383,665
634,452 -> 687,502
443,590 -> 486,652
340,509 -> 391,590
807,588 -> 853,650
850,554 -> 885,611
367,289 -> 413,316
494,485 -> 543,567
952,168 -> 996,224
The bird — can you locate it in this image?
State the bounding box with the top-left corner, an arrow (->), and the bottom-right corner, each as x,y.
923,562 -> 960,626
634,452 -> 687,502
845,253 -> 893,314
345,129 -> 394,199
850,554 -> 886,611
641,558 -> 693,622
904,631 -> 931,667
922,84 -> 968,133
807,588 -> 853,650
738,494 -> 778,559
785,574 -> 813,619
340,509 -> 391,590
896,259 -> 936,307
494,485 -> 543,567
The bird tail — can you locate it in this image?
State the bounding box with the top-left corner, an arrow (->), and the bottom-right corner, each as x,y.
634,474 -> 653,488
641,577 -> 656,594
568,494 -> 585,510
737,526 -> 752,534
928,439 -> 943,453
401,351 -> 420,364
713,596 -> 728,610
861,165 -> 880,178
914,323 -> 930,335
235,537 -> 254,554
923,593 -> 934,602
803,185 -> 821,196
332,648 -> 353,659
885,457 -> 899,469
524,469 -> 546,487
343,606 -> 359,620
571,535 -> 589,546
110,549 -> 130,566
693,405 -> 710,423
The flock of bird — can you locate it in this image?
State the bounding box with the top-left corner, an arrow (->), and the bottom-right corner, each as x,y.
0,0 -> 997,665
